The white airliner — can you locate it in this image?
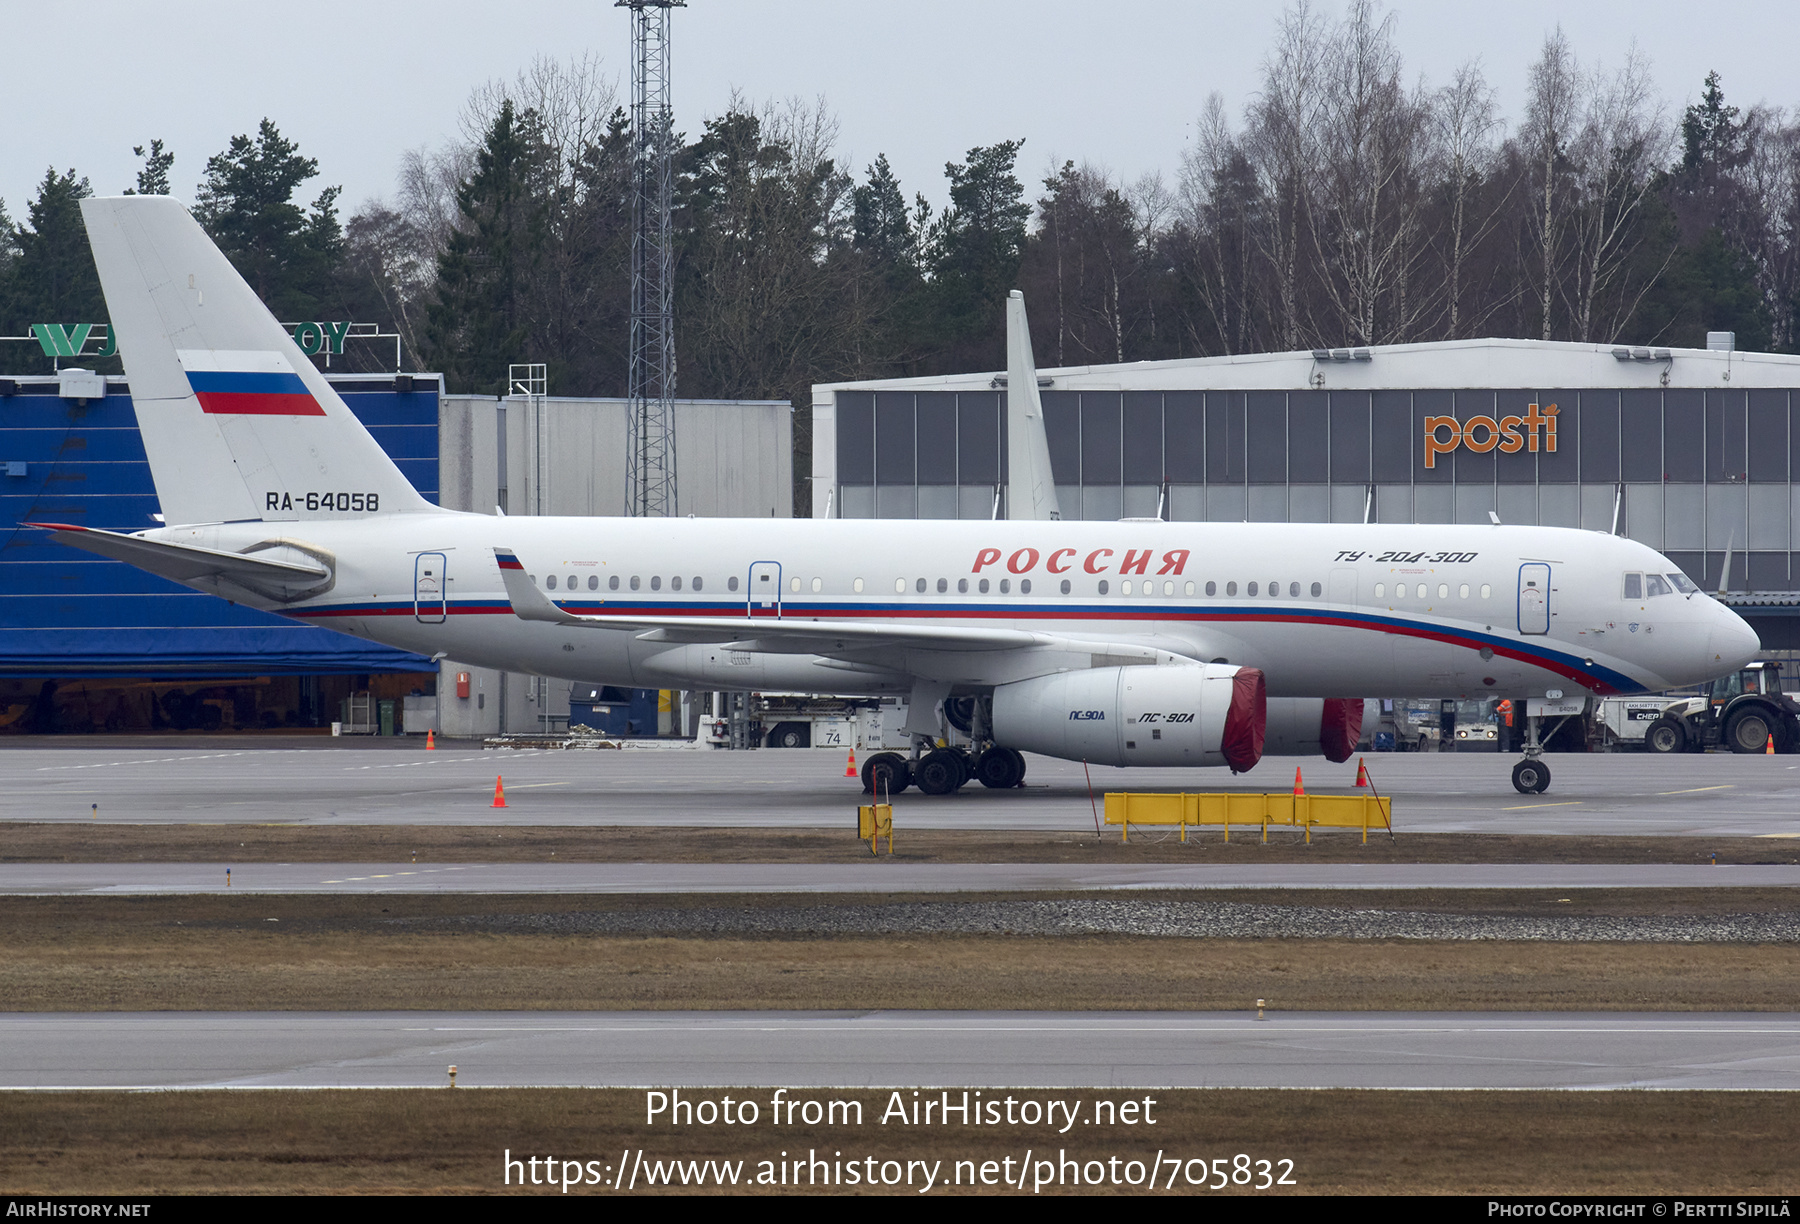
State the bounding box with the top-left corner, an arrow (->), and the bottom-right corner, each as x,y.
36,196 -> 1760,796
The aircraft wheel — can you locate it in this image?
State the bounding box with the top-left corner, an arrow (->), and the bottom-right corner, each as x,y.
1510,758 -> 1550,795
915,749 -> 965,795
1643,717 -> 1687,755
1725,708 -> 1774,755
861,752 -> 912,796
974,746 -> 1025,789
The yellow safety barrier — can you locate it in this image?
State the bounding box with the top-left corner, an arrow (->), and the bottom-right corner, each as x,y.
857,803 -> 894,855
1103,792 -> 1393,844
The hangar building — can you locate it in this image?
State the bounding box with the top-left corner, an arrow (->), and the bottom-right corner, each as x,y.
812,338 -> 1800,650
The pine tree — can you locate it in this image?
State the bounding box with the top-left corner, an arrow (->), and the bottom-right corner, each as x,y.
195,119 -> 343,321
424,99 -> 537,394
124,140 -> 174,196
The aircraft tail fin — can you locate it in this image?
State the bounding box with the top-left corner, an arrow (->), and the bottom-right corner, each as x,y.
79,195 -> 432,527
1005,290 -> 1061,521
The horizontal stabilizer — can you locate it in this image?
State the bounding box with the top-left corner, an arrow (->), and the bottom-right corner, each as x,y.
31,523 -> 329,586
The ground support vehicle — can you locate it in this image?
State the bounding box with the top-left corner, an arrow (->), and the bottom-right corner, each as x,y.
1641,661 -> 1800,755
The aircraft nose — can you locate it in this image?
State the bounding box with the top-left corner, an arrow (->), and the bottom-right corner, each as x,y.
1707,607 -> 1760,673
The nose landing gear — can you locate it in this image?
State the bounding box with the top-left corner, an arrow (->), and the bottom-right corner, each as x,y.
1509,702 -> 1579,794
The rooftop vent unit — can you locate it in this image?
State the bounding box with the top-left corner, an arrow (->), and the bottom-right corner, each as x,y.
1311,348 -> 1372,362
57,369 -> 106,401
1707,331 -> 1736,352
1612,347 -> 1672,362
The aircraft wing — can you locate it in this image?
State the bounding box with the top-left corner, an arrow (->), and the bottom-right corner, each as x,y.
30,523 -> 329,584
495,547 -> 1058,655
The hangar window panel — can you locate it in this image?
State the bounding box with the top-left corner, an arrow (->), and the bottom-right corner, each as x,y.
1747,551 -> 1788,592
914,392 -> 957,484
836,392 -> 875,484
875,485 -> 916,519
1374,484 -> 1412,523
1580,484 -> 1617,532
1704,552 -> 1746,591
1041,390 -> 1081,485
1620,390 -> 1663,481
1536,391 -> 1579,482
957,486 -> 991,520
1329,391 -> 1371,482
1749,484 -> 1787,550
1413,390 -> 1455,484
1538,483 -> 1579,528
1579,391 -> 1620,481
1330,484 -> 1368,523
1122,392 -> 1163,483
1452,393 -> 1496,484
1206,392 -> 1245,483
1413,484 -> 1453,523
1081,392 -> 1123,486
1206,484 -> 1246,522
1288,485 -> 1330,523
1492,391 -> 1537,484
1454,484 -> 1496,524
1664,484 -> 1704,550
1247,485 -> 1287,522
1122,485 -> 1161,518
1169,485 -> 1205,521
1164,391 -> 1203,482
956,391 -> 1000,486
1708,389 -> 1747,483
1497,484 -> 1537,526
838,485 -> 874,519
916,485 -> 958,519
874,392 -> 915,484
1246,391 -> 1287,483
1083,486 -> 1124,521
1055,485 -> 1082,518
1288,391 -> 1328,483
1623,484 -> 1664,549
1706,484 -> 1748,550
1790,488 -> 1800,557
1748,391 -> 1787,482
1370,391 -> 1411,482
1663,391 -> 1704,481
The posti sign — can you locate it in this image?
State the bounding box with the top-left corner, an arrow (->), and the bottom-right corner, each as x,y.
1423,403 -> 1559,468
28,322 -> 355,358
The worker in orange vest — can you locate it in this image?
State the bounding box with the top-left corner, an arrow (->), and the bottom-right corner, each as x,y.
1497,698 -> 1514,752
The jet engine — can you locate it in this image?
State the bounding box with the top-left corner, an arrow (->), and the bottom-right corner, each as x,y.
1260,698 -> 1363,763
989,664 -> 1265,771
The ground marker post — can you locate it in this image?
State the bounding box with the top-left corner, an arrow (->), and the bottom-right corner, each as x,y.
448,1065 -> 457,1088
1083,759 -> 1101,837
491,776 -> 508,808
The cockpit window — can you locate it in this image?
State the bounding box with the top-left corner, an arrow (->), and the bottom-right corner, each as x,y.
1623,573 -> 1642,599
1668,572 -> 1698,594
1645,574 -> 1672,597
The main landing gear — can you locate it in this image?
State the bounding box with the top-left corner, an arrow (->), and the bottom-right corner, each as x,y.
860,744 -> 1027,796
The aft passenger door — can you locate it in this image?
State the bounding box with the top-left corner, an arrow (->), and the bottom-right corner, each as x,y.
414,552 -> 447,624
747,561 -> 782,618
1518,563 -> 1550,635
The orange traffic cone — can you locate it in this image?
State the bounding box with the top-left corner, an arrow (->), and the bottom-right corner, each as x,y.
426,730 -> 436,751
845,748 -> 858,778
1354,757 -> 1370,788
491,776 -> 508,808
1767,734 -> 1776,756
1293,766 -> 1306,796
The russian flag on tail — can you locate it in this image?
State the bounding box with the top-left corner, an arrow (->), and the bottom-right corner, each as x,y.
177,349 -> 324,416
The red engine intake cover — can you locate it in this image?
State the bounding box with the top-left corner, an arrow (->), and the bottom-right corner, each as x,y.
1319,697 -> 1362,763
1222,667 -> 1267,773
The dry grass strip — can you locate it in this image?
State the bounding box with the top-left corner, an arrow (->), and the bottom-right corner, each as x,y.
1,1088 -> 1795,1195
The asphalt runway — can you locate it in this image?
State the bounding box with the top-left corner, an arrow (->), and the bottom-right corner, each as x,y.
5,739 -> 1800,837
4,1011 -> 1796,1090
5,861 -> 1800,895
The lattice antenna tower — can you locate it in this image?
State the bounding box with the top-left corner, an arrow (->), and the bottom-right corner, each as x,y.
620,0 -> 682,517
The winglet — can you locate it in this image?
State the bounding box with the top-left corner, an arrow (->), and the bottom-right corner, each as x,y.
494,548 -> 582,624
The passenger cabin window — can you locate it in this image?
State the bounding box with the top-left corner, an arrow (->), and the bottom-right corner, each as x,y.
1096,580 -> 1108,594
1226,582 -> 1237,596
1247,582 -> 1257,596
693,577 -> 703,591
1374,582 -> 1385,599
999,579 -> 1011,593
589,575 -> 599,591
853,577 -> 864,593
671,576 -> 682,591
728,576 -> 739,592
650,576 -> 661,591
546,575 -> 557,589
958,579 -> 968,593
814,577 -> 824,593
1021,579 -> 1032,594
1624,573 -> 1643,599
979,578 -> 991,593
1311,582 -> 1322,597
1205,581 -> 1216,596
609,575 -> 620,591
1060,579 -> 1071,594
630,576 -> 641,591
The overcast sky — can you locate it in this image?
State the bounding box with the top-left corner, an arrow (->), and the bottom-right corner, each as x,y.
6,0 -> 1796,226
